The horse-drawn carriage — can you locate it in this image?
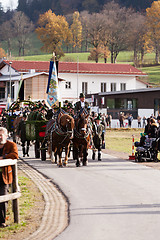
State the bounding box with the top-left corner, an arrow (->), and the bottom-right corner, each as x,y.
6,99 -> 103,167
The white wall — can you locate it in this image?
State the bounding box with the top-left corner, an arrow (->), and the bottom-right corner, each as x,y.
58,73 -> 146,103
138,109 -> 154,118
0,65 -> 17,75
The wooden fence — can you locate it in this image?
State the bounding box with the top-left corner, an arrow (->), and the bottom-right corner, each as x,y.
0,159 -> 21,223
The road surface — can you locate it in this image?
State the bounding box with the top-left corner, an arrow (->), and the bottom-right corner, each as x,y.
20,146 -> 160,240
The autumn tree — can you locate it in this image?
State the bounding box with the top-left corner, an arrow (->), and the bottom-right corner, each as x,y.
36,10 -> 72,59
146,1 -> 160,64
0,47 -> 6,58
10,11 -> 34,56
71,11 -> 82,52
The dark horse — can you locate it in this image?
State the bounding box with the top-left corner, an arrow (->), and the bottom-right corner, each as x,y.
45,110 -> 74,167
72,108 -> 91,167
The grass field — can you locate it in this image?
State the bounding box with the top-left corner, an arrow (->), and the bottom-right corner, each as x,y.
105,128 -> 142,155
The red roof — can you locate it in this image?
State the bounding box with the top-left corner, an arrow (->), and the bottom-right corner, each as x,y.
3,60 -> 147,76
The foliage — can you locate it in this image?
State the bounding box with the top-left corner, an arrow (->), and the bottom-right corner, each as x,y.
36,10 -> 72,59
71,12 -> 82,51
0,47 -> 6,58
146,1 -> 160,64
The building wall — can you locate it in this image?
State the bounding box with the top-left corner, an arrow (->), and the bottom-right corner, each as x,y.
59,73 -> 146,104
24,75 -> 48,101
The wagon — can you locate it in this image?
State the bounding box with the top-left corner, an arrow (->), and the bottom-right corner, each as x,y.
25,120 -> 48,161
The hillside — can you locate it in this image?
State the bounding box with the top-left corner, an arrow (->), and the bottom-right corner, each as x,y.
16,0 -> 154,22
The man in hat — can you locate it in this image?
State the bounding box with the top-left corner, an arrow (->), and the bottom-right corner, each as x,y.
92,114 -> 105,161
74,93 -> 90,113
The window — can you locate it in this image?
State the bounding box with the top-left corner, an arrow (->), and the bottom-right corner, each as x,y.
107,99 -> 115,109
0,88 -> 5,99
111,83 -> 116,92
120,83 -> 126,91
107,98 -> 137,110
82,82 -> 88,95
65,81 -> 71,89
101,83 -> 106,92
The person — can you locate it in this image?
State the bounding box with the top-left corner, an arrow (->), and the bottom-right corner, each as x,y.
137,115 -> 141,128
144,118 -> 151,135
108,114 -> 112,128
74,93 -> 90,114
142,116 -> 146,128
148,118 -> 158,138
128,114 -> 133,128
18,114 -> 30,157
0,127 -> 18,228
92,115 -> 105,161
119,112 -> 124,128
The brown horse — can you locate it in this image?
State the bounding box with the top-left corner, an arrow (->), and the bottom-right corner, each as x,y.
12,116 -> 23,143
72,109 -> 91,167
45,111 -> 74,167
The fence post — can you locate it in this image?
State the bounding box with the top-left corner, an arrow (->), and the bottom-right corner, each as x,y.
12,162 -> 19,223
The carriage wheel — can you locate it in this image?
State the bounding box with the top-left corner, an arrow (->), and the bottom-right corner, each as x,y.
35,141 -> 40,158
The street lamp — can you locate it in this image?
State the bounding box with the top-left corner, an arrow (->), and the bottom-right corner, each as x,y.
9,61 -> 12,99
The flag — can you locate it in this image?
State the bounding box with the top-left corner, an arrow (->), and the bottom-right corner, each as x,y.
47,61 -> 59,108
17,73 -> 23,99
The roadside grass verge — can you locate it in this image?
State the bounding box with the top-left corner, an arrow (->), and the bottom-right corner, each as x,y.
105,128 -> 143,155
0,169 -> 44,239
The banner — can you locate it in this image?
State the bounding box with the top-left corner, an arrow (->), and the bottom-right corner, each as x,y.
47,61 -> 59,108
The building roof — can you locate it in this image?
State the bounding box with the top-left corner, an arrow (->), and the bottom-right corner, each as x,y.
98,87 -> 160,96
1,60 -> 147,76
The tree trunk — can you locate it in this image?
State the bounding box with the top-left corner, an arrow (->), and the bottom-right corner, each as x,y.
155,47 -> 159,64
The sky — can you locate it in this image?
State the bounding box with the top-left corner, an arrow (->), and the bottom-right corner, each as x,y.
1,0 -> 18,11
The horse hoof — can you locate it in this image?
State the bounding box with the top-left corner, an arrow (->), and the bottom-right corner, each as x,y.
63,163 -> 67,167
76,163 -> 80,167
59,165 -> 63,168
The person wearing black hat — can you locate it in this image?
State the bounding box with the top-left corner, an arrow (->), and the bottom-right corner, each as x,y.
92,114 -> 105,161
74,93 -> 90,113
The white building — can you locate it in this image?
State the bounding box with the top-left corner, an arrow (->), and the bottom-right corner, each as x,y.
0,60 -> 148,110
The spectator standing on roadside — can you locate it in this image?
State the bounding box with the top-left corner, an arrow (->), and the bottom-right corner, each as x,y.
142,116 -> 146,128
0,127 -> 18,228
137,115 -> 141,128
128,114 -> 133,128
108,114 -> 112,128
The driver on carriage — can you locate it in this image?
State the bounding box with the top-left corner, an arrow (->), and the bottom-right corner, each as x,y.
92,114 -> 105,161
74,93 -> 90,114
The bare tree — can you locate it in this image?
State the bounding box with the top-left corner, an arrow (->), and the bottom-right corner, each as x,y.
10,11 -> 34,56
83,12 -> 105,62
1,21 -> 13,57
128,13 -> 146,67
101,1 -> 134,63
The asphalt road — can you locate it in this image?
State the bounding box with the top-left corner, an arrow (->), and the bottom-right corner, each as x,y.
19,146 -> 160,240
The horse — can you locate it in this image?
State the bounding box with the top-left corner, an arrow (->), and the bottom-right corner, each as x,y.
72,108 -> 91,167
12,116 -> 23,143
45,110 -> 74,167
91,121 -> 104,160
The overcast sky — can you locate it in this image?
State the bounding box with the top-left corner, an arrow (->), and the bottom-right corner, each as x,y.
1,0 -> 18,11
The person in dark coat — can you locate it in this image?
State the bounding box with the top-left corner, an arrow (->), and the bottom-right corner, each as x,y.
18,114 -> 30,157
144,118 -> 151,135
92,115 -> 105,161
148,118 -> 158,138
74,93 -> 90,114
